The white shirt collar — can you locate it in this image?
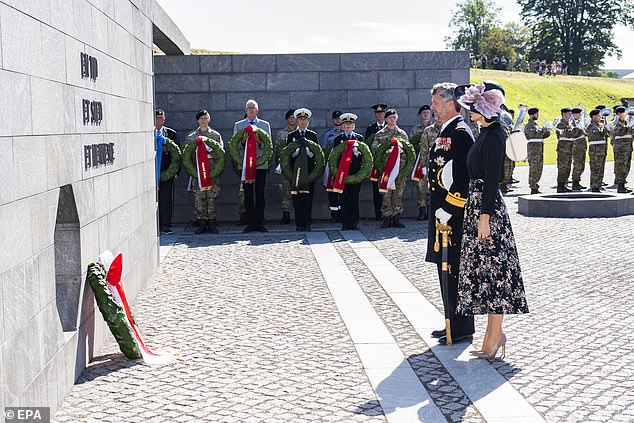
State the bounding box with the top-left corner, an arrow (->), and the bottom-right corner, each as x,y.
440,115 -> 461,133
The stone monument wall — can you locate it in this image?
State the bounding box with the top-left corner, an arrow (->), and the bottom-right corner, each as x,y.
153,52 -> 470,223
0,0 -> 187,413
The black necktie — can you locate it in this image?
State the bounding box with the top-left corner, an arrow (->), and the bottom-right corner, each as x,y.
249,120 -> 255,125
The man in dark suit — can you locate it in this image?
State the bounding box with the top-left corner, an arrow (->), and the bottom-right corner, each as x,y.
285,108 -> 320,231
427,83 -> 475,345
364,104 -> 388,221
155,109 -> 179,234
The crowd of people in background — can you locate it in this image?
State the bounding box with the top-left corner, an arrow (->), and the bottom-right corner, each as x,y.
477,54 -> 568,76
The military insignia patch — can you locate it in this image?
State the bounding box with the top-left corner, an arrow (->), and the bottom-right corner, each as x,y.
434,156 -> 445,167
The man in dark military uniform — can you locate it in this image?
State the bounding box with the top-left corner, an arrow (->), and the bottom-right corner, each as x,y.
427,82 -> 475,345
332,113 -> 364,230
365,104 -> 388,221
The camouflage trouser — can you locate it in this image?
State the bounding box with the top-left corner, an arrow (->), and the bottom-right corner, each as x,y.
556,140 -> 573,183
503,156 -> 514,183
415,178 -> 428,208
526,142 -> 544,190
613,139 -> 633,184
381,178 -> 405,217
571,138 -> 587,182
193,181 -> 220,220
588,144 -> 607,190
238,188 -> 245,214
281,177 -> 292,213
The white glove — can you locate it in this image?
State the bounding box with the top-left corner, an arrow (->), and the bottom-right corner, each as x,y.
606,122 -> 615,131
628,119 -> 634,129
387,146 -> 394,154
543,122 -> 553,130
205,144 -> 213,153
435,208 -> 451,225
275,164 -> 282,174
292,148 -> 300,158
353,146 -> 360,157
305,147 -> 314,158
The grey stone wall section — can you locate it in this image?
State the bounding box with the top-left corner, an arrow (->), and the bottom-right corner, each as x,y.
0,0 -> 188,415
154,51 -> 470,223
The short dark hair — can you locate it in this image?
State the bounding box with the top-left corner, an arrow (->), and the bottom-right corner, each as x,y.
196,110 -> 209,120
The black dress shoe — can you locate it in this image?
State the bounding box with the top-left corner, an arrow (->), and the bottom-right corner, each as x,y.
296,226 -> 303,231
256,225 -> 268,232
438,334 -> 473,345
431,328 -> 446,338
243,225 -> 256,233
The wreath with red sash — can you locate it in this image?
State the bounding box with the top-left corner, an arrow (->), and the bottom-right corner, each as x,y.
328,141 -> 373,188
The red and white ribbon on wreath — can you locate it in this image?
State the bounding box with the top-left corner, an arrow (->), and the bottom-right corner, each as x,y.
379,139 -> 401,193
99,251 -> 178,365
195,137 -> 213,190
241,125 -> 258,184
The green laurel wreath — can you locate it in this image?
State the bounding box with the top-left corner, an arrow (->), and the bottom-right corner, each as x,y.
409,132 -> 423,154
182,138 -> 226,180
328,142 -> 373,185
229,128 -> 273,171
86,262 -> 141,360
373,137 -> 416,180
159,138 -> 182,182
280,140 -> 325,184
323,141 -> 334,162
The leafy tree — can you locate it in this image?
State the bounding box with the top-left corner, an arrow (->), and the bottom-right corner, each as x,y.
516,0 -> 634,75
479,23 -> 531,69
445,0 -> 500,58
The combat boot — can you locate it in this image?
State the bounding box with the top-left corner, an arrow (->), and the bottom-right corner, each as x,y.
194,219 -> 207,234
591,187 -> 601,193
280,211 -> 291,224
571,182 -> 582,191
380,216 -> 392,228
557,183 -> 571,193
207,219 -> 219,234
617,183 -> 632,193
417,207 -> 428,221
500,183 -> 509,194
530,188 -> 541,194
393,213 -> 406,228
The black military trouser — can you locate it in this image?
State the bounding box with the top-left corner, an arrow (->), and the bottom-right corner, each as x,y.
244,170 -> 267,227
437,264 -> 475,338
371,180 -> 382,219
292,182 -> 315,227
158,179 -> 174,229
328,191 -> 341,214
341,184 -> 361,228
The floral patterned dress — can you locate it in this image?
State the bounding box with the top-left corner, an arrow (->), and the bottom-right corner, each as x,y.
456,123 -> 529,316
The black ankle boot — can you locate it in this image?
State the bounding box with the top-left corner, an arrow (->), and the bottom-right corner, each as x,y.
571,182 -> 582,191
591,187 -> 601,193
238,212 -> 247,225
530,188 -> 541,194
194,219 -> 207,234
380,216 -> 392,228
280,211 -> 290,224
207,219 -> 218,234
393,213 -> 405,228
617,183 -> 632,193
417,207 -> 428,221
557,183 -> 571,193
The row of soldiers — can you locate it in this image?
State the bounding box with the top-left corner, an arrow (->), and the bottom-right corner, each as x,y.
523,104 -> 634,194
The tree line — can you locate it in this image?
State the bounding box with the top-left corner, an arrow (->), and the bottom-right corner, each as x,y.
445,0 -> 634,76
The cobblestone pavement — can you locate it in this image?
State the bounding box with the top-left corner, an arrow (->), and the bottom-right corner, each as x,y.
55,164 -> 634,422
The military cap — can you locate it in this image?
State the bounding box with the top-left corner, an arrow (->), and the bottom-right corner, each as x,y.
560,107 -> 571,114
613,104 -> 622,111
571,107 -> 583,114
332,110 -> 342,119
589,109 -> 600,117
340,113 -> 358,123
616,106 -> 626,114
372,104 -> 388,112
155,109 -> 165,116
285,109 -> 296,119
595,104 -> 606,110
418,105 -> 431,114
384,108 -> 397,117
294,108 -> 312,119
196,109 -> 210,120
527,107 -> 539,115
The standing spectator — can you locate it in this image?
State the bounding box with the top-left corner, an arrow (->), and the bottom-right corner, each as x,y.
480,54 -> 487,69
493,55 -> 500,70
500,56 -> 507,71
562,60 -> 568,75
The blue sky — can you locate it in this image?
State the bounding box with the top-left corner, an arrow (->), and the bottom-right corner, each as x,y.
157,0 -> 634,69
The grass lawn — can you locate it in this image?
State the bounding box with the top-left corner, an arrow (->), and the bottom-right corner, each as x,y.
470,69 -> 634,165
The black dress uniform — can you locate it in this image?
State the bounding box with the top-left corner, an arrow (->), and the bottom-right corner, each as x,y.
426,115 -> 475,342
333,131 -> 364,230
158,126 -> 179,232
287,128 -> 319,230
365,107 -> 387,221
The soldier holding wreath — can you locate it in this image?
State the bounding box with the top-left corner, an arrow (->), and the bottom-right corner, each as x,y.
329,113 -> 373,231
280,108 -> 325,232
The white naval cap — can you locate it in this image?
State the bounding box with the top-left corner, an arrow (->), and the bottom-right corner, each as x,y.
294,108 -> 312,119
340,113 -> 358,123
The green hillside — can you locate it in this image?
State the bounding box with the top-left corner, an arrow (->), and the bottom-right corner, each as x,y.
470,69 -> 634,164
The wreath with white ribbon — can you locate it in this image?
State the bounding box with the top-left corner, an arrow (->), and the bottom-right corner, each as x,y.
373,137 -> 416,180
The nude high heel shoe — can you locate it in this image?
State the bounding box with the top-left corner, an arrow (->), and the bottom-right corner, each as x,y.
474,333 -> 506,359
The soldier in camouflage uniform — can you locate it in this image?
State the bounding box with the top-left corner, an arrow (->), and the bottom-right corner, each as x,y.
373,109 -> 410,228
185,110 -> 224,234
500,109 -> 515,193
524,107 -> 551,194
409,105 -> 435,220
415,121 -> 441,220
610,106 -> 634,193
570,107 -> 588,190
274,110 -> 296,224
555,107 -> 576,192
586,109 -> 609,192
